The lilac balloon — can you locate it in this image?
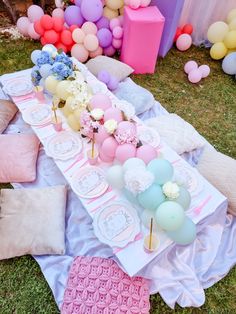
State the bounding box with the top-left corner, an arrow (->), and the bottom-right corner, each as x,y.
75,0 -> 82,6
108,76 -> 119,91
80,0 -> 103,22
103,45 -> 116,57
96,16 -> 110,30
27,5 -> 44,23
17,17 -> 30,36
64,5 -> 84,27
97,28 -> 113,48
98,70 -> 111,84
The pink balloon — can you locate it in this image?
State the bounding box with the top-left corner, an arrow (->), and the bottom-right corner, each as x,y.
188,69 -> 202,83
112,38 -> 122,49
184,61 -> 198,74
103,45 -> 116,56
17,17 -> 31,36
95,125 -> 110,144
82,21 -> 98,35
198,65 -> 210,78
89,46 -> 103,58
71,44 -> 89,62
27,5 -> 44,23
90,94 -> 112,110
118,16 -> 124,26
113,26 -> 123,39
99,150 -> 114,163
72,28 -> 85,43
52,8 -> 64,20
101,136 -> 119,158
136,145 -> 157,164
28,23 -> 40,40
104,108 -> 123,123
110,18 -> 120,30
115,144 -> 137,164
84,34 -> 99,52
140,0 -> 151,7
176,34 -> 192,51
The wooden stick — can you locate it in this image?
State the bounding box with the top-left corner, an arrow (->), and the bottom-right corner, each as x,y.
149,218 -> 153,250
91,132 -> 95,158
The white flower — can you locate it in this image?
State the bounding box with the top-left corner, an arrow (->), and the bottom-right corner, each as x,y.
90,108 -> 104,120
104,119 -> 118,134
124,170 -> 154,195
162,182 -> 180,199
115,100 -> 135,120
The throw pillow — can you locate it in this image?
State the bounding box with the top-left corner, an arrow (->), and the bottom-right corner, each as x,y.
0,99 -> 18,133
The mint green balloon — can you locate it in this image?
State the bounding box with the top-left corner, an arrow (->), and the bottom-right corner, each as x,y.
138,184 -> 165,211
147,159 -> 174,185
167,217 -> 196,245
155,201 -> 185,231
171,186 -> 191,210
123,189 -> 139,205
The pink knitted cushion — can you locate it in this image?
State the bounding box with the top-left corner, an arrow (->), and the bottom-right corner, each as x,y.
61,256 -> 150,314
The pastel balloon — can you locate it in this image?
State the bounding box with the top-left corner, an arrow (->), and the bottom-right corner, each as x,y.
27,5 -> 44,23
182,23 -> 193,35
110,18 -> 120,30
67,114 -> 80,131
82,21 -> 98,35
55,42 -> 67,53
176,34 -> 192,51
112,38 -> 122,49
28,23 -> 41,39
103,6 -> 119,20
113,26 -> 123,39
72,28 -> 85,43
39,63 -> 52,78
104,108 -> 123,123
123,189 -> 138,205
229,18 -> 236,31
31,50 -> 41,64
42,44 -> 57,55
107,76 -> 119,90
138,184 -> 165,211
126,0 -> 141,9
94,125 -> 110,144
210,42 -> 227,60
90,93 -> 112,110
81,0 -> 103,22
198,65 -> 210,78
61,30 -> 73,46
44,30 -> 59,44
147,159 -> 174,185
103,45 -> 116,56
84,34 -> 99,52
115,144 -> 136,163
184,61 -> 198,74
99,150 -> 114,163
40,15 -> 53,30
45,75 -> 59,94
156,201 -> 185,231
106,0 -> 124,10
188,69 -> 202,83
118,15 -> 124,26
64,5 -> 84,27
71,44 -> 89,62
106,165 -> 124,189
96,16 -> 110,29
227,8 -> 236,23
167,217 -> 196,245
97,28 -> 113,48
75,0 -> 82,6
101,136 -> 119,158
141,209 -> 158,231
52,17 -> 64,32
136,145 -> 157,164
98,70 -> 111,84
17,17 -> 31,36
56,81 -> 72,100
173,186 -> 191,210
89,46 -> 103,58
123,157 -> 146,172
34,20 -> 45,36
52,8 -> 64,19
222,52 -> 236,75
224,30 -> 236,49
207,21 -> 229,43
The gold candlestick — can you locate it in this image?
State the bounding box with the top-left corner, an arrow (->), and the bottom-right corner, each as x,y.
149,218 -> 153,250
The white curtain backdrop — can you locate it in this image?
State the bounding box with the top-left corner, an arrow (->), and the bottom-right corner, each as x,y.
179,0 -> 236,45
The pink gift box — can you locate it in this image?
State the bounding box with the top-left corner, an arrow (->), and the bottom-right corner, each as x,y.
120,6 -> 165,74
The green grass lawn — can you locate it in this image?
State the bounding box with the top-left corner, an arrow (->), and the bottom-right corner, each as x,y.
0,37 -> 235,314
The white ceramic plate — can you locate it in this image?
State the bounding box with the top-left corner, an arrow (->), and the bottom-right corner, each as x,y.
93,201 -> 140,248
137,126 -> 161,148
22,104 -> 51,126
45,131 -> 83,160
71,166 -> 108,199
3,78 -> 33,96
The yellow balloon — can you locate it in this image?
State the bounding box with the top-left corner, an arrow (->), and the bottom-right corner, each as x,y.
67,114 -> 81,131
207,21 -> 229,43
61,97 -> 75,117
227,48 -> 236,55
229,18 -> 236,30
106,0 -> 124,10
224,30 -> 236,48
103,6 -> 119,19
210,42 -> 227,60
227,8 -> 236,23
56,81 -> 72,101
44,76 -> 59,94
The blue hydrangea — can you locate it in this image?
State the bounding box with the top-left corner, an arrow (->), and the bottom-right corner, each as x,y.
50,62 -> 73,80
31,68 -> 42,86
55,52 -> 73,68
36,51 -> 54,68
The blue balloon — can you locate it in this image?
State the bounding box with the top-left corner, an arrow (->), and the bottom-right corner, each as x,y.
31,50 -> 42,65
123,189 -> 139,206
147,159 -> 174,185
155,201 -> 185,231
39,64 -> 52,79
172,186 -> 191,210
167,216 -> 196,245
138,184 -> 165,211
222,52 -> 236,75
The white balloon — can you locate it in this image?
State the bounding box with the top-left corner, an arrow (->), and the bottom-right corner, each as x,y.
123,158 -> 146,172
39,64 -> 52,78
31,50 -> 41,65
42,44 -> 57,56
222,52 -> 236,75
106,165 -> 124,189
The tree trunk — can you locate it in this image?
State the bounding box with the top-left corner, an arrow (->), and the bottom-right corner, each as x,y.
2,0 -> 18,24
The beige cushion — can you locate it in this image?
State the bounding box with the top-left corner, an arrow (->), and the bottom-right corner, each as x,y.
196,146 -> 236,216
145,114 -> 205,155
0,99 -> 18,133
86,56 -> 134,81
0,186 -> 67,260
